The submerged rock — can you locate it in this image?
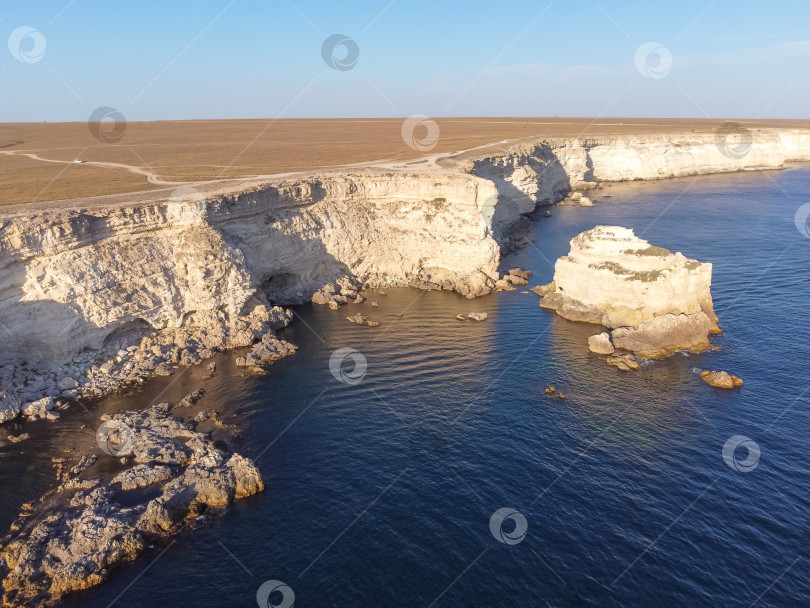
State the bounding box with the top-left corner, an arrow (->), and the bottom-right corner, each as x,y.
508,268 -> 532,280
606,353 -> 640,371
699,370 -> 743,389
177,388 -> 206,408
539,226 -> 719,359
495,268 -> 531,289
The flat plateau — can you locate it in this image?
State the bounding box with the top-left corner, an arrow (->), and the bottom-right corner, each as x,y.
2,116 -> 810,210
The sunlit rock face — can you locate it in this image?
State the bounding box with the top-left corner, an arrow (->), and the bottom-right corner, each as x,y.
539,225 -> 719,358
0,172 -> 500,369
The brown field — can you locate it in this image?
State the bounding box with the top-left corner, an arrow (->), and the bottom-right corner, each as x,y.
1,117 -> 809,206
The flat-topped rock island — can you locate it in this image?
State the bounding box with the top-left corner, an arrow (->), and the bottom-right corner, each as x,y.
539,225 -> 721,361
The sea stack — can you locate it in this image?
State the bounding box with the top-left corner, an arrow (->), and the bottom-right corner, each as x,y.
539,226 -> 719,359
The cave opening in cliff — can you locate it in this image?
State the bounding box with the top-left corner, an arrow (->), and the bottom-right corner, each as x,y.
260,272 -> 305,305
102,318 -> 153,350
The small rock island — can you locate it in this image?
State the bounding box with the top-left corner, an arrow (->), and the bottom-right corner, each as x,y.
538,226 -> 720,360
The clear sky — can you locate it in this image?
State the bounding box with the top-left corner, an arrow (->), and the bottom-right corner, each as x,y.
2,0 -> 809,122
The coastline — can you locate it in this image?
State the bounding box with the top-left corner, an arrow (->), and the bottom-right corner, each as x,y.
1,129 -> 809,604
1,127 -> 810,426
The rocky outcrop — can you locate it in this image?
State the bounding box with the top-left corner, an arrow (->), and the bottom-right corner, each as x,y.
588,332 -> 615,355
234,332 -> 297,370
540,226 -> 719,359
0,399 -> 264,608
0,303 -> 294,425
0,392 -> 22,424
531,282 -> 555,297
312,276 -> 363,307
700,370 -> 743,389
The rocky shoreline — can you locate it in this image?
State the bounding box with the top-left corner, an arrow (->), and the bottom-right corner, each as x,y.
1,302 -> 294,427
1,394 -> 265,607
2,129 -> 808,428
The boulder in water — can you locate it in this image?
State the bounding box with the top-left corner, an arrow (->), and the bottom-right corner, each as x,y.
699,370 -> 743,389
588,332 -> 615,355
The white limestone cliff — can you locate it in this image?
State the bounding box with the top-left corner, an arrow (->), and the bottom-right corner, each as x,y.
0,171 -> 499,371
1,127 -> 809,419
539,226 -> 719,358
465,130 -> 810,224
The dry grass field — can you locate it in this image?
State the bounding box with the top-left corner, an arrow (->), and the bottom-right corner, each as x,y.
1,117 -> 809,206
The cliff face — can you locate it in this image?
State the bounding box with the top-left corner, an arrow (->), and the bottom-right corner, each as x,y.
540,226 -> 719,358
0,171 -> 499,369
0,128 -> 809,411
466,130 -> 810,217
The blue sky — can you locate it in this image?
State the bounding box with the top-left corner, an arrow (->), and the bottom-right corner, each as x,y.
2,0 -> 809,122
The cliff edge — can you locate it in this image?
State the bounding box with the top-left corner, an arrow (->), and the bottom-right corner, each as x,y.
1,127 -> 809,420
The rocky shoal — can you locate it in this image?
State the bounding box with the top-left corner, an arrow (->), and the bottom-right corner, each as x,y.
0,394 -> 265,608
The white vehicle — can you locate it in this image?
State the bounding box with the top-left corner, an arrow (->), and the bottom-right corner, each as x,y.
73,158 -> 85,164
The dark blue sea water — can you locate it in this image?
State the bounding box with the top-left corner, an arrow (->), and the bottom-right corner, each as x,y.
3,168 -> 810,607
